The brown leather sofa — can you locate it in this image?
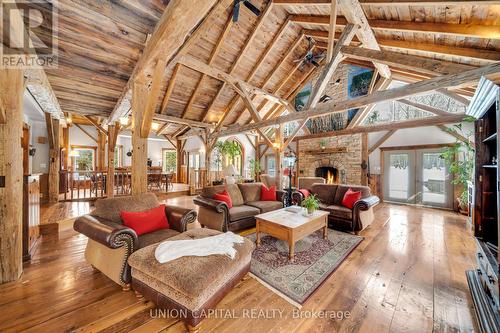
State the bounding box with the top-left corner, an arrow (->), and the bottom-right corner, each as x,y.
295,183 -> 379,234
193,183 -> 284,232
73,193 -> 197,289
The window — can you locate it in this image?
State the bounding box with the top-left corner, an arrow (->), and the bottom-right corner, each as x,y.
73,147 -> 95,171
114,145 -> 123,168
162,149 -> 177,173
267,156 -> 276,177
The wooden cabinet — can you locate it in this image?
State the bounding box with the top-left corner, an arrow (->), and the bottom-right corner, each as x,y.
23,175 -> 40,261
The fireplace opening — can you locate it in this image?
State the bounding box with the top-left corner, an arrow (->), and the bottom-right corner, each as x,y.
315,167 -> 339,184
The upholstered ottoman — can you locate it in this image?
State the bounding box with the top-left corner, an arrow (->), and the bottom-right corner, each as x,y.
128,228 -> 254,332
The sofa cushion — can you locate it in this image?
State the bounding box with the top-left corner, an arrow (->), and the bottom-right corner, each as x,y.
325,205 -> 353,220
226,184 -> 244,207
246,200 -> 283,213
334,185 -> 371,205
260,185 -> 276,201
228,205 -> 260,222
238,183 -> 262,203
93,193 -> 160,224
128,228 -> 254,311
341,188 -> 362,209
138,228 -> 180,248
311,184 -> 338,206
121,204 -> 170,236
213,190 -> 233,208
200,185 -> 226,199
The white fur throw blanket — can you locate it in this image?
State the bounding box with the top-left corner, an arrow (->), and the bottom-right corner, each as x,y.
154,232 -> 245,264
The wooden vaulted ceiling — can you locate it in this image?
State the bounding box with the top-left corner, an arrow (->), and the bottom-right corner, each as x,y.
33,0 -> 500,137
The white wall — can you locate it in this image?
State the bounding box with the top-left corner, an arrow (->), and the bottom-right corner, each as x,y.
368,122 -> 474,174
23,92 -> 49,174
117,131 -> 175,167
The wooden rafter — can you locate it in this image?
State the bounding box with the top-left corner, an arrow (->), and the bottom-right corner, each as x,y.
290,15 -> 500,39
437,89 -> 470,106
163,135 -> 177,148
218,62 -> 500,136
160,63 -> 181,114
181,11 -> 234,118
108,0 -> 232,123
200,1 -> 274,122
172,125 -> 190,138
307,23 -> 357,108
84,116 -> 108,136
398,99 -> 454,116
154,111 -> 214,128
326,0 -> 338,62
368,129 -> 397,153
156,122 -> 171,136
284,118 -> 309,148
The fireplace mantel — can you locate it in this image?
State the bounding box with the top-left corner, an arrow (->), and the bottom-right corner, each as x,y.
303,147 -> 347,155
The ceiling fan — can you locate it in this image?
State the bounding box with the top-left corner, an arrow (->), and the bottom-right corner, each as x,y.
294,36 -> 326,71
232,0 -> 261,22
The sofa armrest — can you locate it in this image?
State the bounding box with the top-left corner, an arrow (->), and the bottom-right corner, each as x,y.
74,215 -> 138,251
193,196 -> 229,232
165,205 -> 197,232
353,195 -> 380,212
292,191 -> 305,205
276,190 -> 286,204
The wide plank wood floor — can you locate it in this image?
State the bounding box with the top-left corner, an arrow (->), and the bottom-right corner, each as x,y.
1,199 -> 478,332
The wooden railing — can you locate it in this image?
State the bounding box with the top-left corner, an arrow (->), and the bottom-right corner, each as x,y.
59,170 -> 132,201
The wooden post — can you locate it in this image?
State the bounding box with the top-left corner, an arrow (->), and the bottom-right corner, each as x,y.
107,123 -> 120,197
62,126 -> 70,170
176,139 -> 182,183
255,136 -> 260,181
131,80 -> 149,195
275,124 -> 284,190
361,133 -> 368,186
0,69 -> 24,283
97,130 -> 106,171
47,117 -> 60,203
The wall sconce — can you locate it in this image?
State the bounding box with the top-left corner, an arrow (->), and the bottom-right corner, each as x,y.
151,122 -> 160,131
272,142 -> 280,149
119,117 -> 129,126
29,148 -> 36,156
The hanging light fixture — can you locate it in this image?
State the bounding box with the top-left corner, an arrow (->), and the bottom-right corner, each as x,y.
119,117 -> 129,126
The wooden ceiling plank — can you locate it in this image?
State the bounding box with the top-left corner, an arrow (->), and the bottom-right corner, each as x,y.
217,62 -> 500,136
398,99 -> 454,116
307,23 -> 357,108
341,45 -> 475,76
141,59 -> 167,138
368,129 -> 397,154
181,11 -> 234,118
108,0 -> 232,123
160,63 -> 181,114
199,1 -> 274,122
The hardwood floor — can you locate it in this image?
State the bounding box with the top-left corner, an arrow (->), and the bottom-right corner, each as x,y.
1,200 -> 478,332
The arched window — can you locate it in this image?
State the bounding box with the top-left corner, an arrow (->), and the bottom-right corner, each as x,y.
220,138 -> 244,176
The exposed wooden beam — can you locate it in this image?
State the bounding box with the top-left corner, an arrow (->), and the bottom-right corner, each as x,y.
307,24 -> 357,108
326,0 -> 338,62
291,15 -> 500,39
45,113 -> 55,149
337,0 -> 392,78
84,116 -> 108,136
284,118 -> 309,148
0,97 -> 5,124
74,123 -> 98,143
398,99 -> 454,116
172,125 -> 190,138
437,88 -> 470,106
274,0 -> 500,4
200,1 -> 274,122
182,12 -> 234,118
436,124 -> 471,143
153,112 -> 214,128
218,62 -> 500,136
341,45 -> 475,76
156,122 -> 171,136
368,129 -> 396,154
141,59 -> 167,138
163,135 -> 177,148
160,63 -> 181,114
108,0 -> 231,123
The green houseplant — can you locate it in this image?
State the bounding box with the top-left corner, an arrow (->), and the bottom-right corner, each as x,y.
301,194 -> 320,215
212,140 -> 242,185
440,120 -> 475,213
248,158 -> 261,180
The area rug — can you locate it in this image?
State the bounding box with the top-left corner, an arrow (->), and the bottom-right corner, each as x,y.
246,229 -> 363,308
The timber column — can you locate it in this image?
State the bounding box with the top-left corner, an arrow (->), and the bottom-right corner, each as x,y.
0,69 -> 24,283
131,79 -> 148,195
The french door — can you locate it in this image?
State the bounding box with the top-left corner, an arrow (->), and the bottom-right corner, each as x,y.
383,147 -> 453,209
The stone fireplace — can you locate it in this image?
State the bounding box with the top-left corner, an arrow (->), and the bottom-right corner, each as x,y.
297,134 -> 363,185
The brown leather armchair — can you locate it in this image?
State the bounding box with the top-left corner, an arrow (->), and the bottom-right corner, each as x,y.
74,193 -> 196,289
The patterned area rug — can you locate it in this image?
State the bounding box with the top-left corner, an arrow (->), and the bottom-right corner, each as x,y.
246,229 -> 363,307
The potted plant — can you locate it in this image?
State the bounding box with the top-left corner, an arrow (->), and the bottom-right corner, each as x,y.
301,194 -> 320,215
440,120 -> 475,214
319,139 -> 327,151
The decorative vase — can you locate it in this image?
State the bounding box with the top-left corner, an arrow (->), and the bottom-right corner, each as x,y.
307,207 -> 315,215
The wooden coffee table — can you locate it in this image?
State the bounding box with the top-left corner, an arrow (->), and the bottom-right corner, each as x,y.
255,207 -> 330,261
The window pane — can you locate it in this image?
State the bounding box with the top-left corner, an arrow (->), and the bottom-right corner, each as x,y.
422,153 -> 446,204
162,150 -> 177,173
75,149 -> 94,171
389,153 -> 409,199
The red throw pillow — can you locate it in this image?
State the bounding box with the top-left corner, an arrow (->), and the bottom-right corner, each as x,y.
121,204 -> 170,236
261,185 -> 277,201
298,189 -> 310,198
213,189 -> 233,208
341,188 -> 362,209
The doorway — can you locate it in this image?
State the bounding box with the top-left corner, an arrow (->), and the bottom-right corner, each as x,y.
382,145 -> 453,209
